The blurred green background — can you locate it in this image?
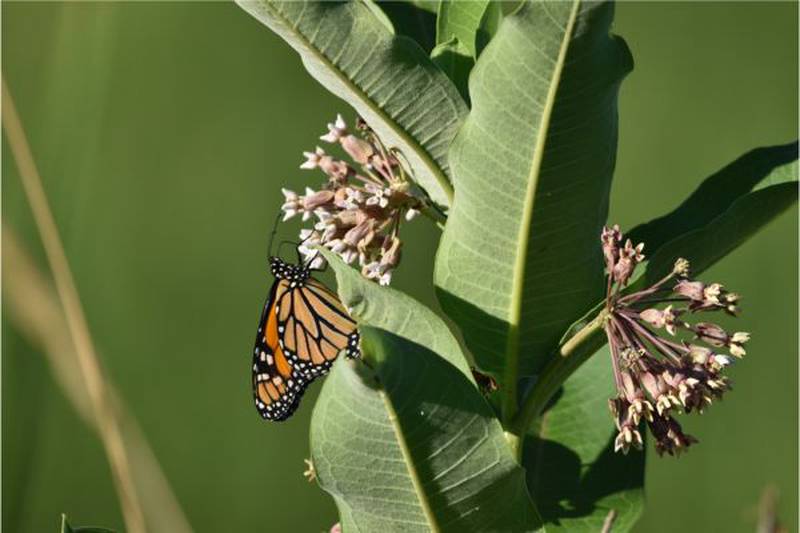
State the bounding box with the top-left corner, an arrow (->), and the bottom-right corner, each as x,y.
2,2 -> 796,532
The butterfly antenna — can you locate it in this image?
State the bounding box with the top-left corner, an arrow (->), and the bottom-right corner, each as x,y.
266,210 -> 282,258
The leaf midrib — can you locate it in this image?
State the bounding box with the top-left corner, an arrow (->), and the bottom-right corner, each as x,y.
377,388 -> 442,533
262,0 -> 455,205
502,0 -> 582,422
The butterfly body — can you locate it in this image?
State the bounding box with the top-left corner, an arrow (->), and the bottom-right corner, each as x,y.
252,257 -> 359,421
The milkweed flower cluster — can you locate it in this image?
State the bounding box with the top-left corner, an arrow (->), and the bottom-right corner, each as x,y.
281,114 -> 428,285
601,225 -> 750,456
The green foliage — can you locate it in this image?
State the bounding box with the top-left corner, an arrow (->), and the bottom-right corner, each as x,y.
12,0 -> 784,531
310,327 -> 542,532
434,1 -> 632,395
430,0 -> 500,101
239,0 -> 798,530
430,37 -> 472,103
633,143 -> 799,282
371,1 -> 438,53
436,0 -> 493,57
321,250 -> 471,376
525,350 -> 644,531
236,0 -> 467,209
518,145 -> 798,530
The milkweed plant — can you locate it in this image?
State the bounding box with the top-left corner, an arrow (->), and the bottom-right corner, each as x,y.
238,1 -> 798,531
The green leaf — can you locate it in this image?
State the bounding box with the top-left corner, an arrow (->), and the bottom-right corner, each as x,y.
524,350 -> 644,531
436,0 -> 491,57
430,37 -> 472,103
434,0 -> 632,402
310,327 -> 543,532
363,0 -> 397,34
321,249 -> 471,377
405,0 -> 441,15
518,146 -> 797,531
60,514 -> 115,533
432,1 -> 498,100
236,0 -> 468,209
629,142 -> 798,281
475,1 -> 502,56
375,0 -> 438,53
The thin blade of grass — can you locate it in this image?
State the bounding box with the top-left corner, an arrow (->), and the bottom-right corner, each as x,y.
2,79 -> 192,533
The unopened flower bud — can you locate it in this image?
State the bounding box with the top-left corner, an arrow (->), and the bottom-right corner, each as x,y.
340,135 -> 374,165
674,280 -> 705,301
601,225 -> 622,270
343,219 -> 373,247
302,189 -> 335,211
694,322 -> 728,347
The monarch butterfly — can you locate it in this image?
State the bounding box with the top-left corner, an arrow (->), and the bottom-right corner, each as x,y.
251,253 -> 360,421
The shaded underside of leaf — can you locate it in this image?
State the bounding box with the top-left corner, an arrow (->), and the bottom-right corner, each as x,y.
431,0 -> 499,103
376,0 -> 438,54
525,349 -> 644,532
645,177 -> 798,283
404,0 -> 440,15
430,37 -> 473,103
435,0 -> 633,384
436,0 -> 491,58
236,0 -> 467,209
636,156 -> 798,282
629,141 -> 798,254
311,327 -> 543,532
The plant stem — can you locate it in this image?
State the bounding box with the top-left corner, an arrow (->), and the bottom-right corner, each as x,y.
510,309 -> 608,459
2,78 -> 148,533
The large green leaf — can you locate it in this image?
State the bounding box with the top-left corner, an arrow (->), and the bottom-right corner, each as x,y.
632,144 -> 798,281
517,146 -> 797,532
542,144 -> 799,389
310,327 -> 543,532
524,349 -> 644,532
321,249 -> 471,377
236,0 -> 468,209
434,0 -> 632,401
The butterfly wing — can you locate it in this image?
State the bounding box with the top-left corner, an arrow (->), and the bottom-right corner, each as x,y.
252,279 -> 309,421
275,276 -> 360,381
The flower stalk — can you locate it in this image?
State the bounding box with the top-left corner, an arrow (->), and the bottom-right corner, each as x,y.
600,225 -> 748,456
511,225 -> 751,460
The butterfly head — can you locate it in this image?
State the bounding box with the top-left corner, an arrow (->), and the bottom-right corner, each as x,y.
269,256 -> 310,283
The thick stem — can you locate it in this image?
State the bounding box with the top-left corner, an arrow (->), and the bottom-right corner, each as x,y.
510,309 -> 608,459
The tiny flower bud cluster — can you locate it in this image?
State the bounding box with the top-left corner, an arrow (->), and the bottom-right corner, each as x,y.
281,115 -> 427,284
601,225 -> 751,456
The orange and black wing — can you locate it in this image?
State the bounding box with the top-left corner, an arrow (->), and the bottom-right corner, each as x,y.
252,279 -> 308,421
273,276 -> 360,381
